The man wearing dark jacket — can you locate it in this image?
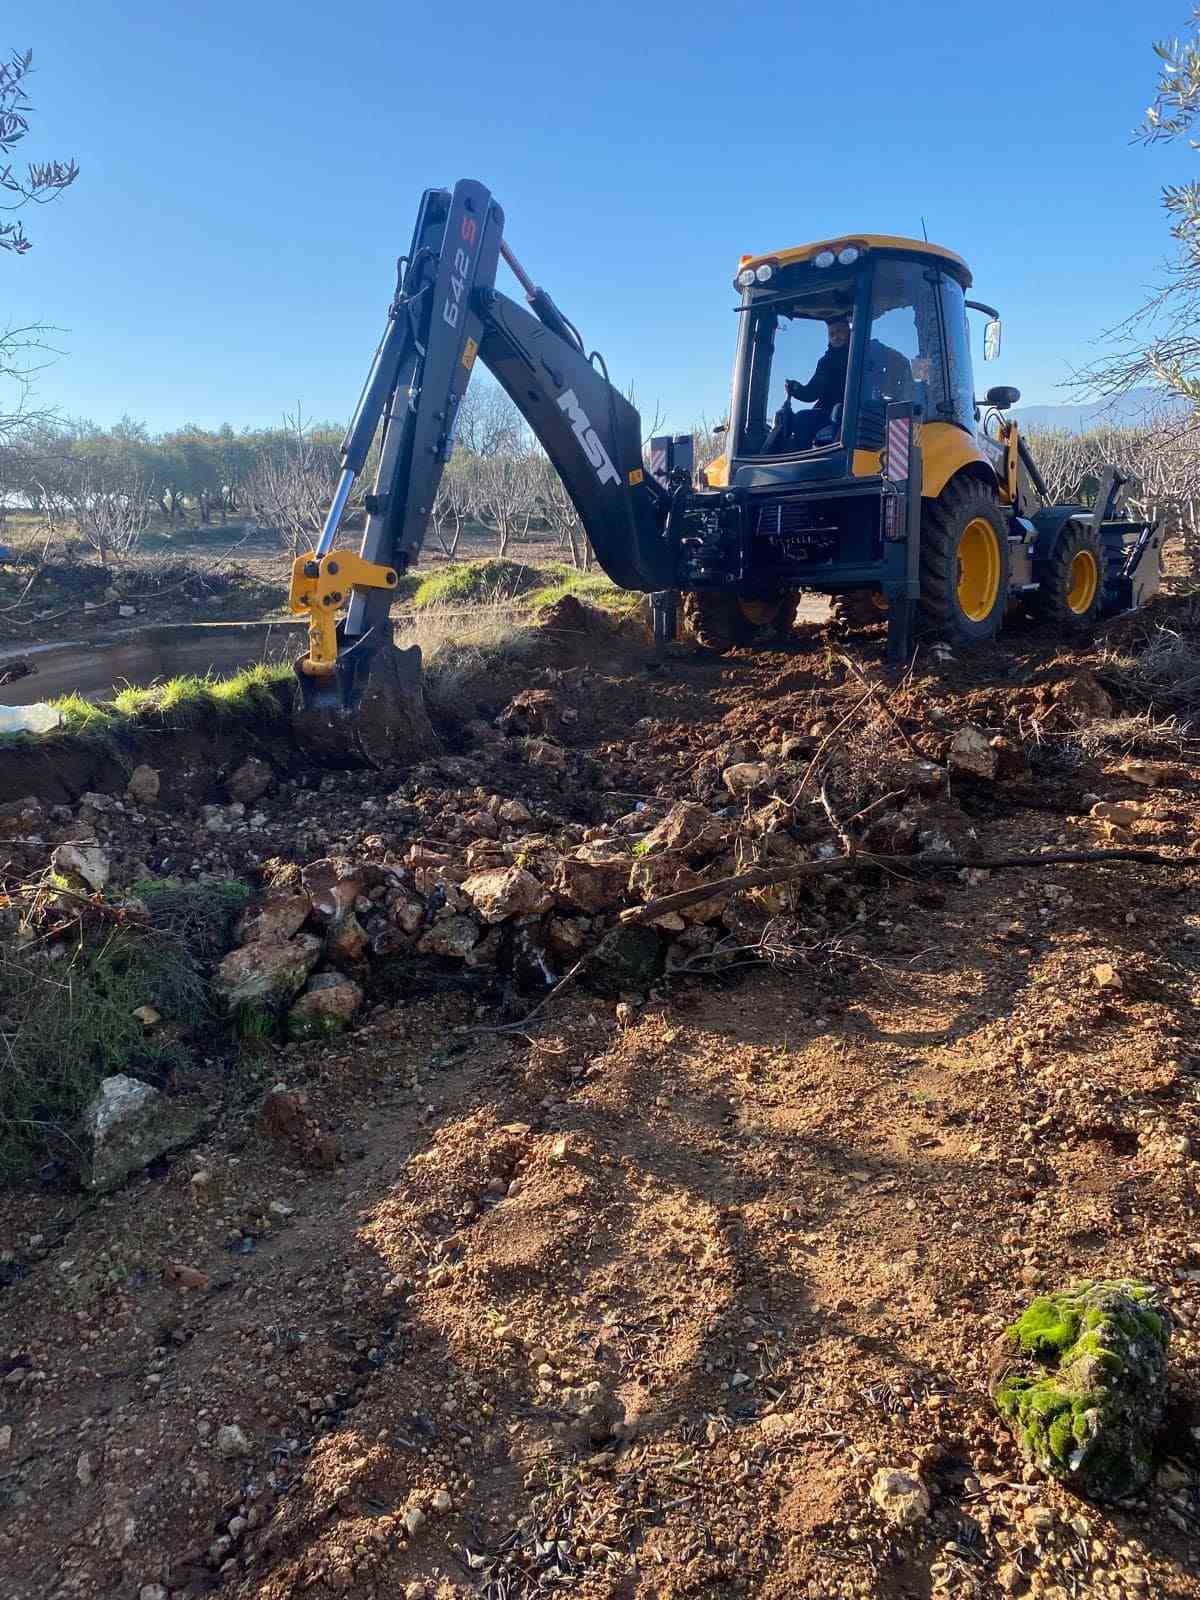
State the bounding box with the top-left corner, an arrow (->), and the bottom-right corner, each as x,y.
778,315 -> 851,450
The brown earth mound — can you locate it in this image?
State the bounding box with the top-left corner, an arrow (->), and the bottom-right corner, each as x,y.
2,598 -> 1200,1600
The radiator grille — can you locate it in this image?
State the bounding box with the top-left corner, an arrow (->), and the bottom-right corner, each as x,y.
752,498 -> 837,538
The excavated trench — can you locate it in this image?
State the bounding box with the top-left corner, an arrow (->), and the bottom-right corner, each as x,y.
0,618 -> 306,707
0,621 -> 312,805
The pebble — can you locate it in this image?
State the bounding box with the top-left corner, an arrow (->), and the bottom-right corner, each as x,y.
268,1199 -> 294,1219
214,1423 -> 252,1459
431,1488 -> 453,1514
869,1466 -> 930,1527
404,1505 -> 426,1536
0,1424 -> 10,1453
139,1587 -> 168,1600
76,1452 -> 94,1487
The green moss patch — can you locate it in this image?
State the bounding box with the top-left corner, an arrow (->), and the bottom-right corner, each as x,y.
411,558 -> 549,609
410,557 -> 633,615
992,1280 -> 1171,1502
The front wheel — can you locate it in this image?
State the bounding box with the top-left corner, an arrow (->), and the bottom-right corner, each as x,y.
919,478 -> 1011,642
1030,522 -> 1106,630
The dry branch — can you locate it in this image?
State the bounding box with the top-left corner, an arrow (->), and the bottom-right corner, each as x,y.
620,845 -> 1191,926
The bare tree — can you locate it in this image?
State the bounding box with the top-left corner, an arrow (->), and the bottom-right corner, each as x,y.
474,447 -> 538,557
430,454 -> 475,558
70,468 -> 153,566
454,380 -> 524,458
247,411 -> 336,556
535,454 -> 592,570
1024,415 -> 1200,584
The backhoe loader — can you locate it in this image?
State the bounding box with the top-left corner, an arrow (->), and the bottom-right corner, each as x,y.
288,179 -> 1161,762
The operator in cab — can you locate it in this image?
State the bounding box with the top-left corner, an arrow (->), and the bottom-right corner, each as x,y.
782,314 -> 851,450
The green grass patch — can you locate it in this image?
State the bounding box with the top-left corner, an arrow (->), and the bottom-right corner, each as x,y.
526,571 -> 639,612
130,876 -> 250,960
108,661 -> 293,728
0,931 -> 197,1180
409,557 -> 635,616
411,558 -> 550,609
0,878 -> 250,1181
0,662 -> 295,755
54,693 -> 120,737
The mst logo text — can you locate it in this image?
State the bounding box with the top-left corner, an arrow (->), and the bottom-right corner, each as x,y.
557,389 -> 620,487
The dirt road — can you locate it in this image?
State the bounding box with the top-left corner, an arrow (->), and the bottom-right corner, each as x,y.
2,605 -> 1199,1599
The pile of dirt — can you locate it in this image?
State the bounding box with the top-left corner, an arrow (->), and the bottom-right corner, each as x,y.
2,597 -> 1200,1599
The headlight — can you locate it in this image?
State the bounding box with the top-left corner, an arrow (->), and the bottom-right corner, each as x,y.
837,246 -> 860,265
755,263 -> 773,283
814,250 -> 835,268
736,268 -> 756,289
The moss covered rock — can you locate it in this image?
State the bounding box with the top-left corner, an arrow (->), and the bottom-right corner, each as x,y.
991,1280 -> 1171,1502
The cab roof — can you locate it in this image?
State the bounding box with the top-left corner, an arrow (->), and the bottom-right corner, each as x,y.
738,233 -> 972,287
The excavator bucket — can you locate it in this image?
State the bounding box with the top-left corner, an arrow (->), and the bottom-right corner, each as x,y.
292,633 -> 436,770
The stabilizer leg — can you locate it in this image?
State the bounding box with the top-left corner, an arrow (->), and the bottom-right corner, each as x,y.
651,589 -> 678,655
886,597 -> 915,669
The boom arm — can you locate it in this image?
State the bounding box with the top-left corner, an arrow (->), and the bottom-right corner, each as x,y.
289,178 -> 672,719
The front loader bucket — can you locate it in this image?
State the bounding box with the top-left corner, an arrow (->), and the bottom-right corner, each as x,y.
292,632 -> 438,769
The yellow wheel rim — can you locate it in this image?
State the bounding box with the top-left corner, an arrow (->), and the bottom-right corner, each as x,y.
1066,548 -> 1099,615
737,598 -> 780,626
957,517 -> 1002,622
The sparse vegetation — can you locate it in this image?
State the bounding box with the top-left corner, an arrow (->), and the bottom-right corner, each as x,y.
1098,611 -> 1200,712
0,877 -> 249,1180
0,930 -> 194,1179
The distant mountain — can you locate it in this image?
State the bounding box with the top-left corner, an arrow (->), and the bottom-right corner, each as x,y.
1012,388 -> 1186,432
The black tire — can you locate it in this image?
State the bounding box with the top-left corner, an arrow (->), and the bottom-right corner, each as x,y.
830,590 -> 888,631
919,477 -> 1011,643
682,591 -> 797,653
1029,521 -> 1106,631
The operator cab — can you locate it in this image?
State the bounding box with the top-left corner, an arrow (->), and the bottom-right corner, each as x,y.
730,236 -> 975,478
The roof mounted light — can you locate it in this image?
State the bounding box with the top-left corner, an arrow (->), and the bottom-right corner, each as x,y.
755,263 -> 773,283
837,246 -> 860,265
735,267 -> 756,289
813,250 -> 835,269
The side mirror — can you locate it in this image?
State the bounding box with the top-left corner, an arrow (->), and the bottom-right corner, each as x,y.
984,318 -> 1002,361
984,385 -> 1021,410
713,420 -> 728,435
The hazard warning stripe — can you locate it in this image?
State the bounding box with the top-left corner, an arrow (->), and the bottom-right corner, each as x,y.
885,416 -> 910,481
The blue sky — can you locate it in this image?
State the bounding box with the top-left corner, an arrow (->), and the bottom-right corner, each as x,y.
4,0 -> 1193,437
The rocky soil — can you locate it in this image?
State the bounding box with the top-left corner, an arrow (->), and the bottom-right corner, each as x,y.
2,594 -> 1200,1599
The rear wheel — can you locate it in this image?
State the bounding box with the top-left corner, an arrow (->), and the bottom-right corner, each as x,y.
682,591 -> 798,653
919,477 -> 1011,642
1030,522 -> 1106,630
